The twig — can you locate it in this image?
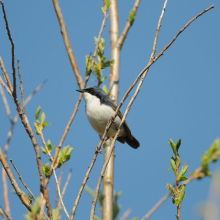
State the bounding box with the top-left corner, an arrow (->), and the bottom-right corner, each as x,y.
141,192 -> 171,220
0,147 -> 32,211
120,208 -> 132,220
56,164 -> 67,207
0,1 -> 16,98
59,169 -> 72,207
39,129 -> 70,219
9,159 -> 50,220
0,3 -> 53,216
0,77 -> 13,98
0,206 -> 12,220
2,168 -> 10,218
90,3 -> 215,219
0,84 -> 13,122
3,79 -> 48,159
17,59 -> 25,111
0,56 -> 13,92
52,0 -> 83,89
116,0 -> 141,49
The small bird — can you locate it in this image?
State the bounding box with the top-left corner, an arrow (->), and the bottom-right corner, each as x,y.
76,86 -> 140,149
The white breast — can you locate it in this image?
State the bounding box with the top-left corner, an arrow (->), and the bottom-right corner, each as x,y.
83,92 -> 126,138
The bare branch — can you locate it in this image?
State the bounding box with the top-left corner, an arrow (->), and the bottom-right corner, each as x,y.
17,59 -> 25,111
0,84 -> 13,123
9,159 -> 50,220
0,56 -> 13,92
2,169 -> 11,218
0,147 -> 32,212
116,0 -> 141,49
89,3 -> 214,219
52,0 -> 83,89
120,208 -> 132,220
0,206 -> 12,220
0,77 -> 13,98
0,1 -> 16,98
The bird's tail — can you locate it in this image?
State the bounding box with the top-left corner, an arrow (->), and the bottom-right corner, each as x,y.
124,135 -> 140,149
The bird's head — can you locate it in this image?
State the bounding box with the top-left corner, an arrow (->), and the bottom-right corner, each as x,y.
76,86 -> 108,103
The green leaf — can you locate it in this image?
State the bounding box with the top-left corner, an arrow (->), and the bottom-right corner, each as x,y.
98,191 -> 103,207
176,139 -> 181,152
101,7 -> 105,13
42,163 -> 51,176
35,106 -> 41,120
175,198 -> 180,206
42,122 -> 51,129
178,166 -> 188,182
179,184 -> 186,204
34,122 -> 40,135
168,139 -> 177,155
40,112 -> 46,126
32,197 -> 41,215
131,218 -> 139,220
40,147 -> 48,155
94,63 -> 102,80
86,56 -> 93,75
85,185 -> 95,198
129,9 -> 135,26
166,183 -> 176,197
115,191 -> 122,202
105,0 -> 111,8
171,156 -> 177,174
178,176 -> 188,182
102,85 -> 109,95
113,203 -> 121,219
52,208 -> 60,220
101,59 -> 115,69
62,145 -> 74,162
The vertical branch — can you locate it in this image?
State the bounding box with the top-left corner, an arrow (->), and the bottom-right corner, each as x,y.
102,1 -> 120,219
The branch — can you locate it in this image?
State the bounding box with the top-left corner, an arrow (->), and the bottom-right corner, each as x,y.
56,164 -> 66,208
2,168 -> 10,218
90,3 -> 214,219
0,56 -> 13,92
17,59 -> 25,111
116,0 -> 141,49
0,147 -> 32,212
9,159 -> 50,220
0,77 -> 13,98
0,206 -> 12,220
0,84 -> 13,123
52,0 -> 83,89
0,1 -> 16,98
119,208 -> 132,220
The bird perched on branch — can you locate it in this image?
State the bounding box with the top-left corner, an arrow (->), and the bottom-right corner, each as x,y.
76,86 -> 140,149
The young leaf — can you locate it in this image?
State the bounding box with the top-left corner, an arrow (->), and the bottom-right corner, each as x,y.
176,139 -> 181,152
168,139 -> 177,155
35,106 -> 41,120
34,122 -> 40,135
40,147 -> 48,155
62,145 -> 74,162
129,9 -> 135,26
86,56 -> 93,75
40,112 -> 46,126
42,122 -> 51,129
42,163 -> 51,176
102,85 -> 109,95
178,166 -> 188,182
85,185 -> 95,198
179,184 -> 186,204
175,198 -> 180,206
113,203 -> 121,220
166,184 -> 176,197
170,156 -> 177,173
105,0 -> 111,8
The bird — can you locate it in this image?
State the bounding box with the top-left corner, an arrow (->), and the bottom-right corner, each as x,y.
76,86 -> 140,149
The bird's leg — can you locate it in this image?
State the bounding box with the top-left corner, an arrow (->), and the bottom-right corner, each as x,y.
95,146 -> 102,154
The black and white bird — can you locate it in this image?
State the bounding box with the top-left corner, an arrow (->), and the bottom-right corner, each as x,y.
76,86 -> 140,149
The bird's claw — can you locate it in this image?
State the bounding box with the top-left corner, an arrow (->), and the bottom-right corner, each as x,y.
96,147 -> 102,154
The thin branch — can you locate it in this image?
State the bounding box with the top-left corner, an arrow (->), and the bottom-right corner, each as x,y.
120,208 -> 132,220
17,59 -> 25,111
0,1 -> 16,98
116,0 -> 141,49
56,164 -> 67,207
3,79 -> 48,159
0,206 -> 12,220
52,0 -> 83,89
59,169 -> 72,207
90,3 -> 214,219
2,168 -> 10,218
0,147 -> 32,212
39,129 -> 69,219
9,159 -> 50,220
141,192 -> 171,220
0,77 -> 13,98
0,84 -> 13,123
0,56 -> 13,92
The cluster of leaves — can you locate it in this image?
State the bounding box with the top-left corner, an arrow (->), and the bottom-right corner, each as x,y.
199,138 -> 220,178
34,106 -> 51,135
101,0 -> 110,13
129,9 -> 135,26
34,107 -> 73,176
86,37 -> 114,87
24,198 -> 61,220
167,139 -> 187,206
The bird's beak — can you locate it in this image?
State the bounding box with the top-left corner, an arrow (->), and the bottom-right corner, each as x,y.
76,89 -> 85,93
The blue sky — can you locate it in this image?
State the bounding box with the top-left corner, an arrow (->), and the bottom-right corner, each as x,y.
0,0 -> 219,219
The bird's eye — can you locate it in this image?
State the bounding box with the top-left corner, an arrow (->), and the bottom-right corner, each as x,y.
90,88 -> 94,93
